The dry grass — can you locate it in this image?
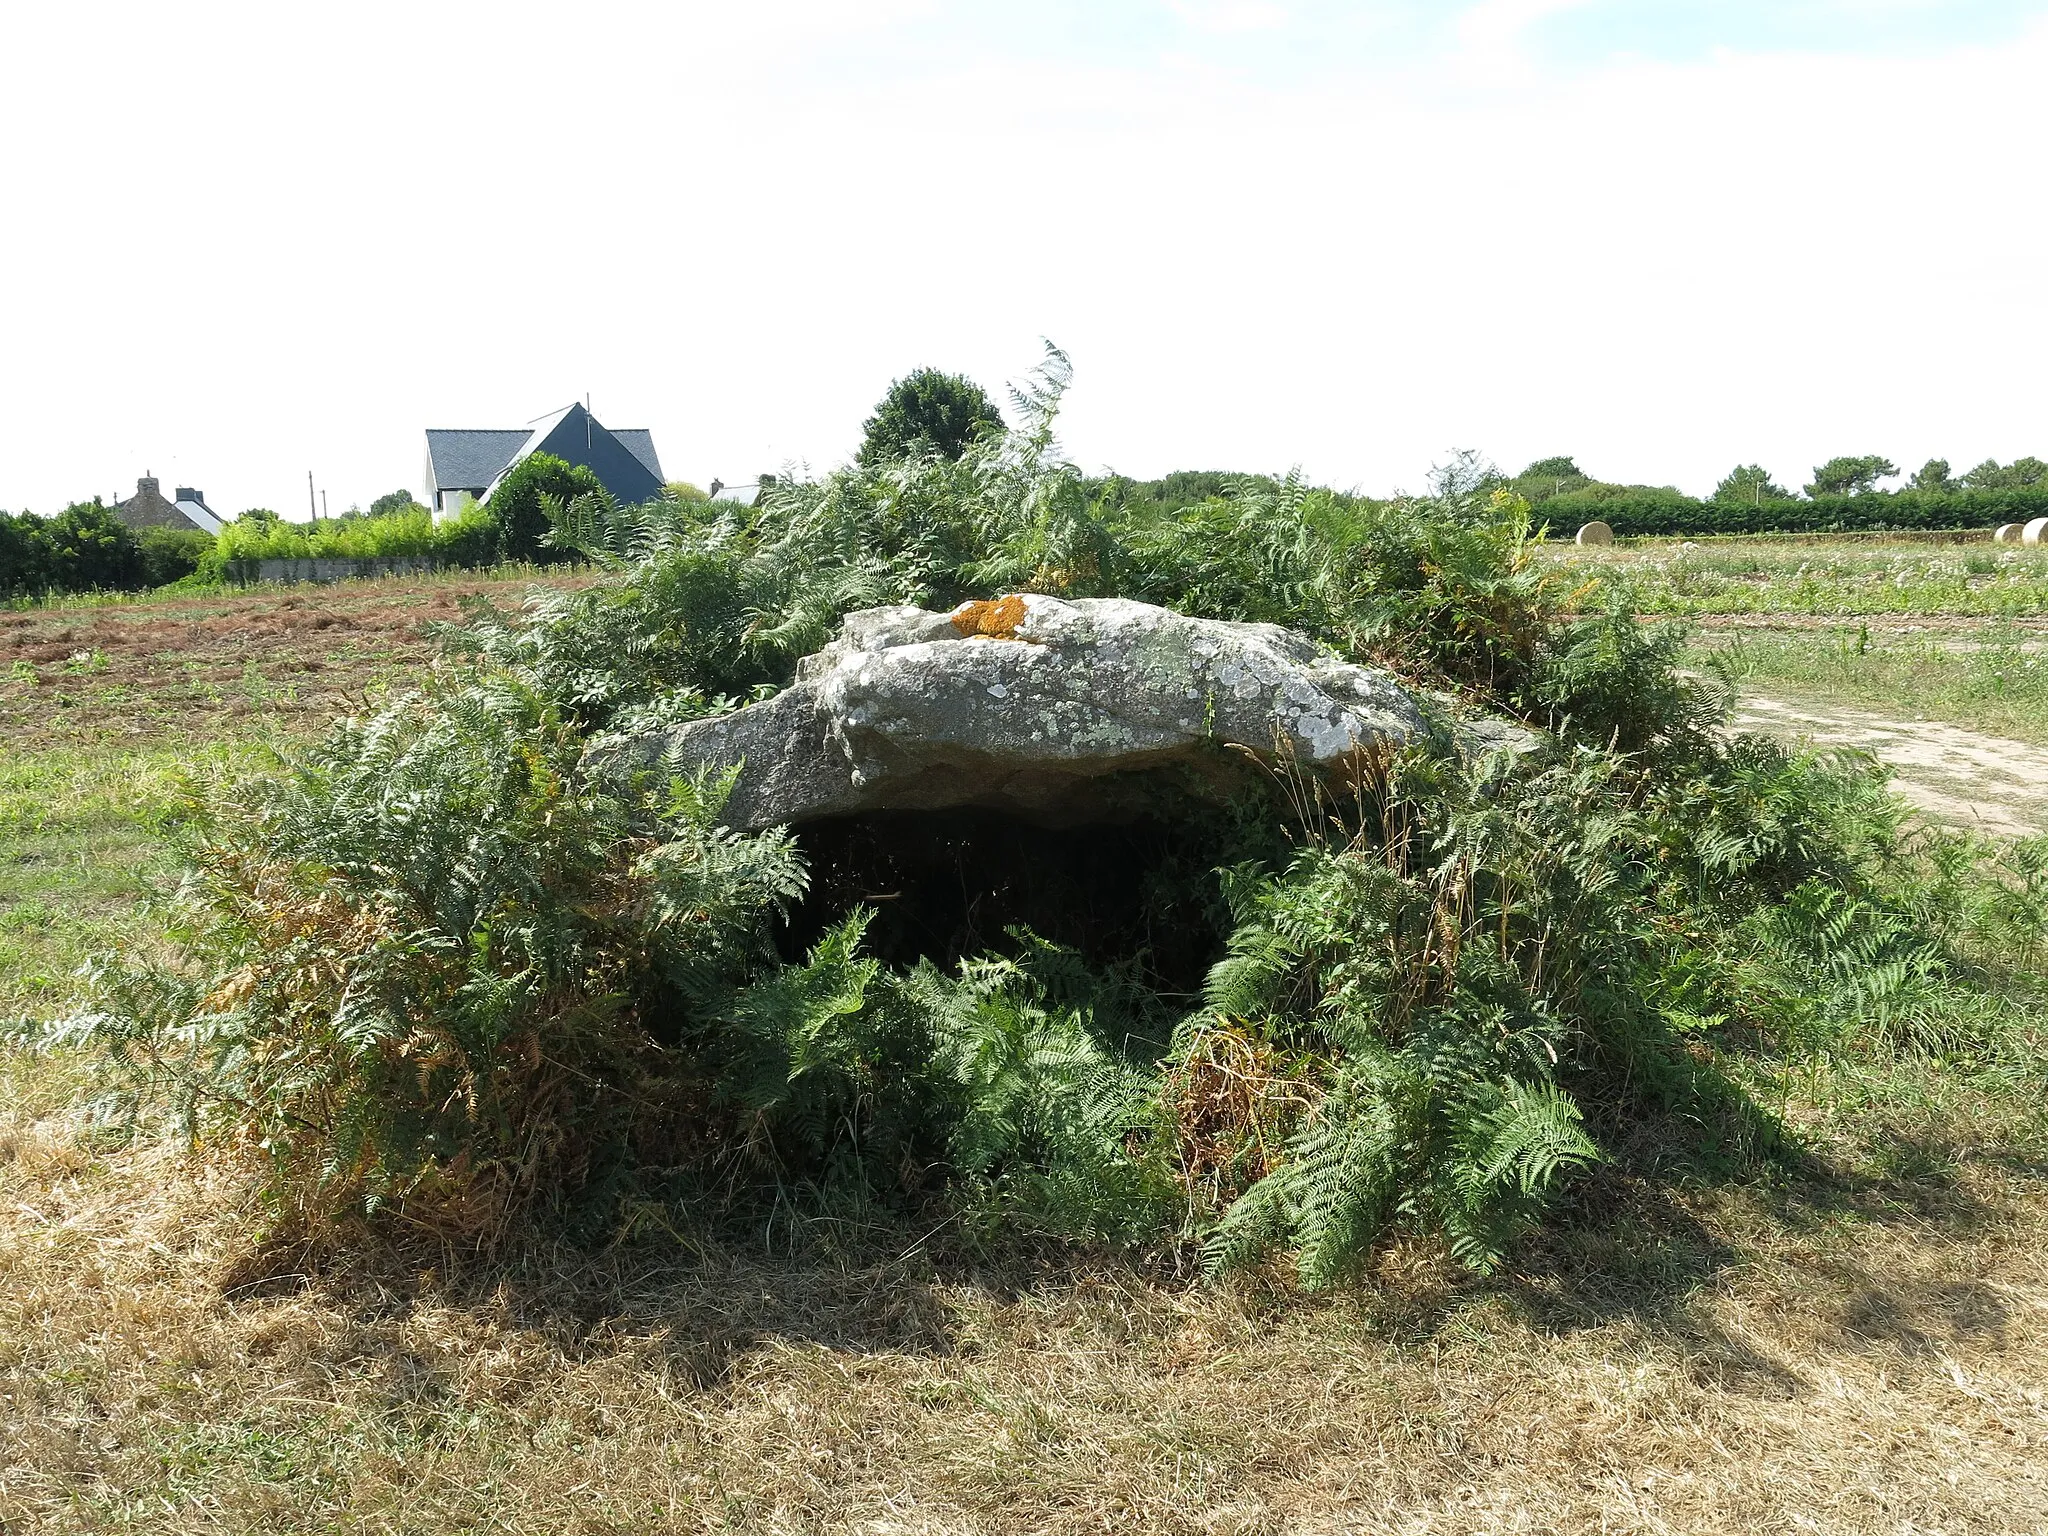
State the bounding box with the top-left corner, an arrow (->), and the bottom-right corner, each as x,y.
4,1052 -> 2046,1534
7,566 -> 2048,1532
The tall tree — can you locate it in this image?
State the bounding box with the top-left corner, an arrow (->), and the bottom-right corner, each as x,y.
1961,456 -> 2048,490
1804,455 -> 1898,497
0,512 -> 53,596
857,368 -> 1005,465
369,489 -> 422,517
1509,456 -> 1592,503
1711,464 -> 1788,505
43,501 -> 144,592
1910,458 -> 1956,494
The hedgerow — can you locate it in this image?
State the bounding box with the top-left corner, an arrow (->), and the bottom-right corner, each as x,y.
196,503 -> 501,580
33,348 -> 2048,1282
1547,485 -> 2048,537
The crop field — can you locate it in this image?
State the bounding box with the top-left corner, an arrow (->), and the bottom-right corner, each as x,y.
1552,536 -> 2048,621
3,544 -> 2047,1534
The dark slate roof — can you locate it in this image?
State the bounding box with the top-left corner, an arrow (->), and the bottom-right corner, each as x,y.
506,405 -> 665,506
611,428 -> 663,483
425,429 -> 532,492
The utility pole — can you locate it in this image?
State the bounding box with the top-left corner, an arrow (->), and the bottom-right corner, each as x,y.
308,471 -> 318,524
321,490 -> 329,520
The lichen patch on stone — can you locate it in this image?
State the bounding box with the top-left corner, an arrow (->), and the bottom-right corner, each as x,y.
951,594 -> 1031,641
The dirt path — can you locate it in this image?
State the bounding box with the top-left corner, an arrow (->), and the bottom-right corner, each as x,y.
1735,690 -> 2048,837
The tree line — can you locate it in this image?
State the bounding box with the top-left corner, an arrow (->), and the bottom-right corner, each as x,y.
0,502 -> 211,598
1502,453 -> 2048,537
9,367 -> 2043,599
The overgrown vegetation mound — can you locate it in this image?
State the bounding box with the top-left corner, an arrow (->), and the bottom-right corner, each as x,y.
36,350 -> 2048,1285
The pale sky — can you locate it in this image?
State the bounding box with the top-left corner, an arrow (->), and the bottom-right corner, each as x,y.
3,0 -> 2045,518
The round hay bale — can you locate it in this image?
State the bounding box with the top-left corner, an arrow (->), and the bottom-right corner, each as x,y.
1994,523 -> 2022,544
1575,521 -> 1614,547
2025,518 -> 2048,546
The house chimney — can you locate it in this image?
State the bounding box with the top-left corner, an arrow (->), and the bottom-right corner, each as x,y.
138,475 -> 159,496
175,487 -> 202,504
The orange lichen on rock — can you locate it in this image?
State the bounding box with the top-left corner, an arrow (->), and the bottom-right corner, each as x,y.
950,594 -> 1031,640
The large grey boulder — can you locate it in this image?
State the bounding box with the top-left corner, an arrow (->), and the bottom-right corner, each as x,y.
594,595 -> 1498,830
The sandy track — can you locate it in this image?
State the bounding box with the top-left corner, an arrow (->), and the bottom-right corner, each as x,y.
1735,691 -> 2048,837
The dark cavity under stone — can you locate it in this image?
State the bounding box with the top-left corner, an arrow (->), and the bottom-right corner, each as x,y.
778,805 -> 1236,1001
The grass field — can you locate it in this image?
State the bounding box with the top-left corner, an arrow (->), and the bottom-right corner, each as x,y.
3,565 -> 2047,1533
1703,626 -> 2048,744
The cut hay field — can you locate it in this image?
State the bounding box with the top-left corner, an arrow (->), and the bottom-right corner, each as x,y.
0,568 -> 599,750
3,564 -> 2047,1534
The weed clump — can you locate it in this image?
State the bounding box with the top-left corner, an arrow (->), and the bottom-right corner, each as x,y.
33,348 -> 2048,1282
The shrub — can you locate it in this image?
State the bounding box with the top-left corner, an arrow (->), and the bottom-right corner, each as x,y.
60,677 -> 808,1240
485,452 -> 606,564
0,501 -> 146,596
0,511 -> 54,597
137,526 -> 214,587
193,502 -> 504,581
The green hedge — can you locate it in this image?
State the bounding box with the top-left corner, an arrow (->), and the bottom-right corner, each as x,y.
1546,486 -> 2048,538
0,502 -> 146,598
194,505 -> 502,582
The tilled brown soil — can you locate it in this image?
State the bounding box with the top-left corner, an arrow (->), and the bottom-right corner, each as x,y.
0,574 -> 596,748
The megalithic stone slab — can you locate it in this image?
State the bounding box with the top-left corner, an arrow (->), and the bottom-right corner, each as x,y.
590,595 -> 1525,831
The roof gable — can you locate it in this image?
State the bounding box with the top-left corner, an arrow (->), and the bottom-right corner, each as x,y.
611,429 -> 663,483
172,492 -> 223,536
492,403 -> 664,506
425,429 -> 531,493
